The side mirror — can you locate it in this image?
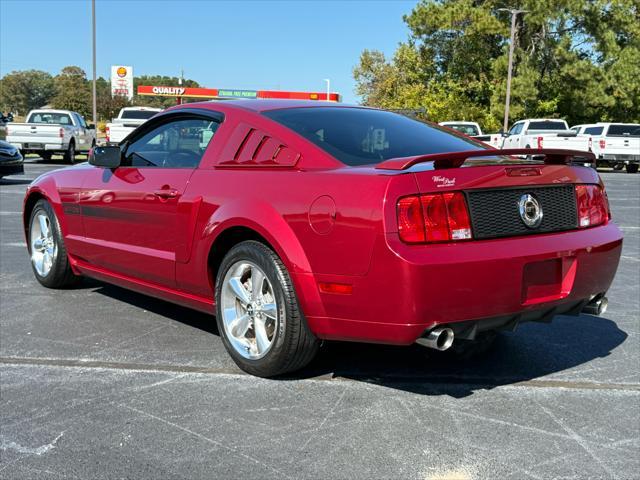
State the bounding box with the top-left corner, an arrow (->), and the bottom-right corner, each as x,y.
87,123 -> 96,129
89,146 -> 121,168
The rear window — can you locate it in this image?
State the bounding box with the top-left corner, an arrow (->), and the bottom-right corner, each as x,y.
607,124 -> 640,137
584,126 -> 604,135
28,112 -> 72,125
444,124 -> 480,136
121,110 -> 159,120
527,121 -> 567,130
263,107 -> 484,166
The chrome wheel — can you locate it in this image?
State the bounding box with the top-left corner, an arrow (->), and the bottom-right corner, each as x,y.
30,212 -> 56,277
221,261 -> 279,360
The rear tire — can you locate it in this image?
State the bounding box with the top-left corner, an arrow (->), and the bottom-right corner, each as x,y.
28,199 -> 80,288
40,152 -> 52,161
626,163 -> 639,174
64,141 -> 75,164
215,241 -> 319,377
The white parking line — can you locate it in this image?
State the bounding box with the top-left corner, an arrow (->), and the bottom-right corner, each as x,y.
0,211 -> 21,215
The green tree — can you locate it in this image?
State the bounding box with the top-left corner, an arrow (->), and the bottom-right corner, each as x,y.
0,70 -> 55,115
52,66 -> 92,117
354,0 -> 640,131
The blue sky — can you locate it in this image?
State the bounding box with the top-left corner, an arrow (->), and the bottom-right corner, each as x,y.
0,0 -> 415,104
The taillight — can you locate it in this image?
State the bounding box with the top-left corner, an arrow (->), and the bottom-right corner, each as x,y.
59,127 -> 64,138
599,139 -> 606,150
443,192 -> 472,240
105,126 -> 110,143
397,196 -> 426,243
575,185 -> 609,228
537,136 -> 544,149
4,126 -> 9,136
397,192 -> 472,243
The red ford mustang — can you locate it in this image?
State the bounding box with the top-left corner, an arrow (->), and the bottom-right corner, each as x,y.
23,100 -> 622,376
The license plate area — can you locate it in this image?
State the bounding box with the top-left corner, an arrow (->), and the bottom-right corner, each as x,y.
26,143 -> 43,149
522,257 -> 577,305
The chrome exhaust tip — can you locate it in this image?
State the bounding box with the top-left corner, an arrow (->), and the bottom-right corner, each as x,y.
583,296 -> 608,316
416,327 -> 455,351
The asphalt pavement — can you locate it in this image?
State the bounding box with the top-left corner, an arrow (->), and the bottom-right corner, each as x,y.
1,159 -> 639,479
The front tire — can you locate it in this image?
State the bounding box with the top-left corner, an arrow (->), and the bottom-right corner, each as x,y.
215,241 -> 319,377
28,199 -> 79,288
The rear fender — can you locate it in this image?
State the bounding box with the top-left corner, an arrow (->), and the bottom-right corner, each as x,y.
198,199 -> 325,318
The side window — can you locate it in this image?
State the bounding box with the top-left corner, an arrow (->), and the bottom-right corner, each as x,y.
123,117 -> 220,168
584,127 -> 604,135
509,123 -> 523,135
76,114 -> 87,128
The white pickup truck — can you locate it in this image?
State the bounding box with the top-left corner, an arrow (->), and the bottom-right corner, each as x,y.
571,123 -> 640,173
106,107 -> 162,145
438,121 -> 505,148
501,119 -> 590,153
6,109 -> 96,163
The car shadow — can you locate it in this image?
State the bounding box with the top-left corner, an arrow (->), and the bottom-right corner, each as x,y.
89,281 -> 627,398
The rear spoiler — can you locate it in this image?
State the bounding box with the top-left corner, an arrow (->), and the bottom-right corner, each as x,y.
375,148 -> 595,171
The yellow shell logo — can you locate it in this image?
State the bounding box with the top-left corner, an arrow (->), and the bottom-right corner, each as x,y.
116,67 -> 127,77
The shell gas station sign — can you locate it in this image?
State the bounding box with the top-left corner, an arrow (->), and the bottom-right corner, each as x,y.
137,85 -> 340,103
110,65 -> 134,100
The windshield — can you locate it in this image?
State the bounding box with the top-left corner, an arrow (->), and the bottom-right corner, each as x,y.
443,124 -> 480,136
527,121 -> 567,130
263,107 -> 485,166
28,112 -> 72,125
607,124 -> 640,137
121,110 -> 159,120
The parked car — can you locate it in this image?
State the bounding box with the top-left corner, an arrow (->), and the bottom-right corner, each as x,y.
572,123 -> 640,173
106,107 -> 162,145
23,100 -> 622,377
501,119 -> 591,152
0,139 -> 24,178
6,109 -> 96,163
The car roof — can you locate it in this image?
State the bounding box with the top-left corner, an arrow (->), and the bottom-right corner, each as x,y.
172,99 -> 359,114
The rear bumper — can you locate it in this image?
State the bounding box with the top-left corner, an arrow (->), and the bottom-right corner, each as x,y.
598,154 -> 640,164
9,142 -> 67,152
306,223 -> 623,344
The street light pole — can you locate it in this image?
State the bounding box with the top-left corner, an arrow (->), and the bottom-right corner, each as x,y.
324,78 -> 330,102
499,8 -> 527,133
91,0 -> 97,126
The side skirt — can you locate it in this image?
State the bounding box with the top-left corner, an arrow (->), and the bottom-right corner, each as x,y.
71,258 -> 215,316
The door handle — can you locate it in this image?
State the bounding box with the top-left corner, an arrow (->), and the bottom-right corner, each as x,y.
153,188 -> 179,199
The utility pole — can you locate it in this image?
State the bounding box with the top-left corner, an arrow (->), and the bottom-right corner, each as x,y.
324,78 -> 330,102
498,8 -> 527,132
91,0 -> 97,126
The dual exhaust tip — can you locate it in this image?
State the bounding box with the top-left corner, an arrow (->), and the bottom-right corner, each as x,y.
583,296 -> 608,316
416,327 -> 455,351
418,295 -> 609,351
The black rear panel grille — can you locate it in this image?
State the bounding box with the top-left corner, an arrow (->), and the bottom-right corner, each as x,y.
466,185 -> 577,240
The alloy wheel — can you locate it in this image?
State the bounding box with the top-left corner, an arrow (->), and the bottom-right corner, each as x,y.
221,261 -> 279,360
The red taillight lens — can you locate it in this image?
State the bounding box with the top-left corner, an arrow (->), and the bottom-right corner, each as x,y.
421,194 -> 450,242
59,127 -> 64,138
599,139 -> 606,150
105,126 -> 110,143
397,195 -> 426,243
537,136 -> 544,149
397,192 -> 472,243
443,192 -> 472,240
575,185 -> 609,228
